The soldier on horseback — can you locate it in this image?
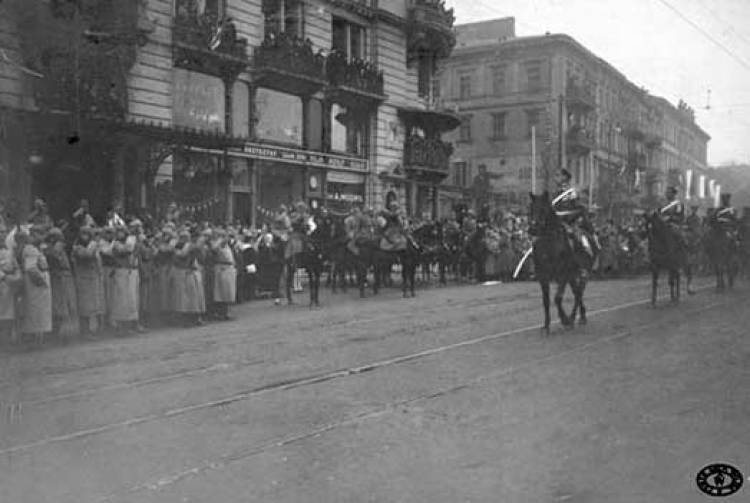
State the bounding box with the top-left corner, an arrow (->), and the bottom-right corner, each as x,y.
344,206 -> 370,255
713,193 -> 738,236
380,202 -> 409,251
552,169 -> 597,263
657,186 -> 687,247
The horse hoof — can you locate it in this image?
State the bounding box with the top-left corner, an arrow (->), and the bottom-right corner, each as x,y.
578,318 -> 587,326
540,327 -> 550,336
688,290 -> 696,296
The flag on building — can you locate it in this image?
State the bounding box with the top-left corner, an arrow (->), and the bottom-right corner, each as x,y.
685,170 -> 693,199
698,175 -> 706,199
714,184 -> 721,208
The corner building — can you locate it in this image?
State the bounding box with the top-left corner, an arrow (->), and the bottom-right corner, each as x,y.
0,0 -> 459,223
437,18 -> 710,223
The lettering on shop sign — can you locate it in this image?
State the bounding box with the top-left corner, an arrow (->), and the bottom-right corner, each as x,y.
236,143 -> 368,172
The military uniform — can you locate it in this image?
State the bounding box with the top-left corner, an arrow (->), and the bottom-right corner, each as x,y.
552,182 -> 596,257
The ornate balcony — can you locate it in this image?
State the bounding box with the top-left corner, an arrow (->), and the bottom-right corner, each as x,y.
398,103 -> 460,135
173,11 -> 249,79
252,33 -> 327,95
566,79 -> 596,112
406,0 -> 457,63
404,134 -> 453,181
566,126 -> 596,156
326,51 -> 386,109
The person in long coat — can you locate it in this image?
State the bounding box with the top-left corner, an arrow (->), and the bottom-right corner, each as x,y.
0,228 -> 22,341
155,226 -> 176,323
212,228 -> 236,321
18,226 -> 52,342
111,226 -> 144,335
172,228 -> 205,326
71,226 -> 104,336
130,220 -> 155,327
45,227 -> 79,336
200,227 -> 216,320
98,226 -> 116,329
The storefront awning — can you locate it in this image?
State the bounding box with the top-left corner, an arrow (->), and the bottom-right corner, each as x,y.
95,117 -> 247,150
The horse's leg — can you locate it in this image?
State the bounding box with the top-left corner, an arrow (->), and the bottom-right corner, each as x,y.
555,280 -> 571,328
568,278 -> 580,325
410,258 -> 417,297
577,278 -> 588,325
685,262 -> 695,295
651,267 -> 658,308
540,280 -> 551,335
285,260 -> 294,305
401,256 -> 408,298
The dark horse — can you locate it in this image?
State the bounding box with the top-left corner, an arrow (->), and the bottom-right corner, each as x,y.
282,219 -> 325,307
528,192 -> 595,334
704,219 -> 739,292
348,233 -> 420,298
644,211 -> 694,306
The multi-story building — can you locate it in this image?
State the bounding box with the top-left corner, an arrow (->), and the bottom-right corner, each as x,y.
438,18 -> 712,222
0,0 -> 459,224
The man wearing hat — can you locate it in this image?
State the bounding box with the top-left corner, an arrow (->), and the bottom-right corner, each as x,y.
658,185 -> 687,247
552,168 -> 596,259
381,201 -> 408,251
714,193 -> 738,236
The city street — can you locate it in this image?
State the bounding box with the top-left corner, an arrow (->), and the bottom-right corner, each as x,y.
1,276 -> 748,502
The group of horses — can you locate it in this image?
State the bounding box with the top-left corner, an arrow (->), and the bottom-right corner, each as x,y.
272,215 -> 510,306
528,191 -> 750,334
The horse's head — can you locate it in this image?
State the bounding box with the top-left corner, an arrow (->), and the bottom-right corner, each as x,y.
528,191 -> 555,236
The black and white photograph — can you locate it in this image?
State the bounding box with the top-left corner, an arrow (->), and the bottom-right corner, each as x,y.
1,0 -> 749,501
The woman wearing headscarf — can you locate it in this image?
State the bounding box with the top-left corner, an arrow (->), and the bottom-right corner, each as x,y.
154,224 -> 177,324
172,228 -> 206,326
45,227 -> 79,336
98,226 -> 116,329
18,226 -> 52,343
0,227 -> 22,341
72,226 -> 104,336
111,225 -> 144,335
211,228 -> 236,321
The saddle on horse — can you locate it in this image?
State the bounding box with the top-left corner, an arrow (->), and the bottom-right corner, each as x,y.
380,227 -> 408,252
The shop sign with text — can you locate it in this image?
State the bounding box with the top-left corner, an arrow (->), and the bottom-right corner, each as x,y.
235,143 -> 367,172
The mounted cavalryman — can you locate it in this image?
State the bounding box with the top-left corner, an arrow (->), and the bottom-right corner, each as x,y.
713,193 -> 738,237
552,169 -> 596,261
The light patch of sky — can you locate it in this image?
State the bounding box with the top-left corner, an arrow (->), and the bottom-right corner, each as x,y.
445,0 -> 750,165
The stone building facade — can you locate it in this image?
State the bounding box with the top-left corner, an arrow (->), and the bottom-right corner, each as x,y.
0,0 -> 459,225
438,18 -> 712,223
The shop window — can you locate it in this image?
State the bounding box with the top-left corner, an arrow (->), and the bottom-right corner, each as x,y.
255,87 -> 303,146
331,103 -> 366,156
262,0 -> 303,38
173,69 -> 226,133
332,17 -> 367,62
231,81 -> 250,138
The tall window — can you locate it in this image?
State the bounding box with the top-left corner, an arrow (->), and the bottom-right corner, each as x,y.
459,116 -> 472,142
332,17 -> 367,61
255,87 -> 303,145
525,61 -> 542,92
417,54 -> 435,100
453,162 -> 468,187
525,109 -> 540,138
459,74 -> 472,99
492,112 -> 506,140
263,0 -> 302,38
491,65 -> 506,96
331,104 -> 365,156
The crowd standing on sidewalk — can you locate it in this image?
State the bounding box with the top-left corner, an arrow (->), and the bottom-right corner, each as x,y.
0,197 -> 300,344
